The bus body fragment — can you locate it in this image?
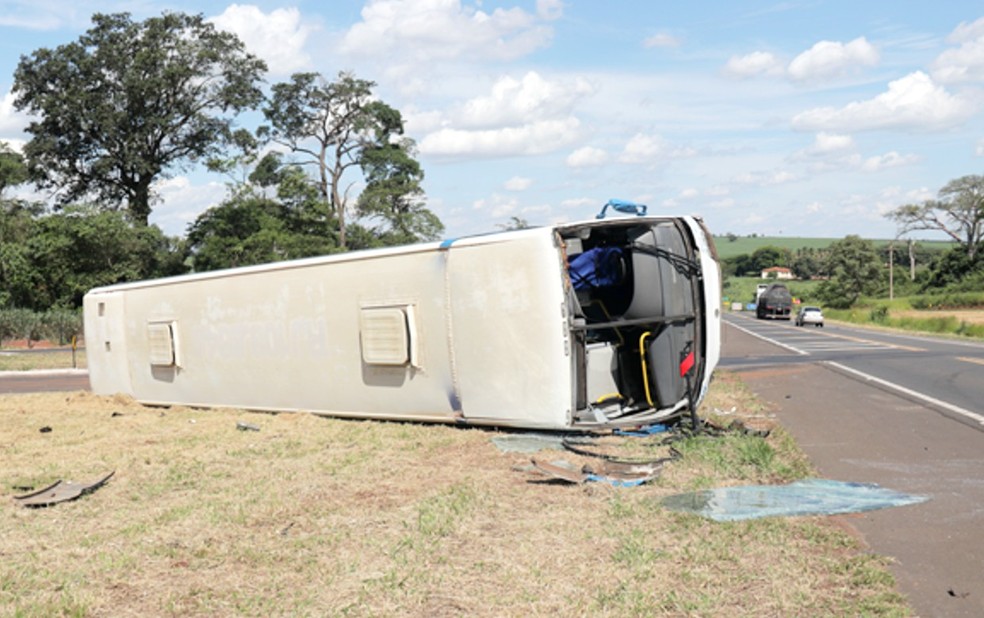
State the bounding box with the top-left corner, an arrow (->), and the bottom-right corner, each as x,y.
83,216 -> 720,430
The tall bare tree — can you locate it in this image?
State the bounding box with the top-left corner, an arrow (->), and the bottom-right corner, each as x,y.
886,174 -> 984,260
260,72 -> 406,248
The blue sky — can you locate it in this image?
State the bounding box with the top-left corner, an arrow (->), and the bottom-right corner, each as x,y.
1,0 -> 983,241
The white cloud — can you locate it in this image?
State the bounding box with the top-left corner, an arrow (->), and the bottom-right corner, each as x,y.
566,146 -> 607,168
419,117 -> 581,157
619,133 -> 696,163
560,197 -> 597,212
504,176 -> 533,191
787,37 -> 879,81
0,137 -> 26,152
150,176 -> 227,237
0,89 -> 31,135
933,19 -> 984,84
732,170 -> 797,186
679,188 -> 699,199
209,5 -> 314,76
948,16 -> 984,44
472,194 -> 519,218
644,32 -> 681,48
791,71 -> 976,132
791,132 -> 857,168
977,138 -> 984,156
810,132 -> 855,154
340,0 -> 554,62
418,72 -> 588,158
861,151 -> 919,172
724,51 -> 783,78
0,13 -> 60,30
806,201 -> 823,214
536,0 -> 564,20
457,72 -> 592,128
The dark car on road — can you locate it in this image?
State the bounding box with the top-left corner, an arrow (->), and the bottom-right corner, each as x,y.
756,284 -> 792,320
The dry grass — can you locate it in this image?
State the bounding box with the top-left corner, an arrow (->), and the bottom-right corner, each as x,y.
1,373 -> 910,617
892,308 -> 984,325
0,350 -> 86,371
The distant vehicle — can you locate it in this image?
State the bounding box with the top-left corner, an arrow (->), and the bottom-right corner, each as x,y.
83,210 -> 722,431
754,283 -> 769,303
795,306 -> 824,327
756,283 -> 792,320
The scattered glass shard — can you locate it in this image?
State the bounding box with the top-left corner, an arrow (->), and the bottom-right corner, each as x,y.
661,478 -> 928,521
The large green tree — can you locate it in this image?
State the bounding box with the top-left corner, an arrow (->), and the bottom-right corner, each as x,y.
13,12 -> 267,225
2,205 -> 187,310
0,142 -> 29,199
887,174 -> 984,261
187,165 -> 337,271
0,200 -> 44,309
260,72 -> 412,248
816,235 -> 883,308
357,136 -> 443,245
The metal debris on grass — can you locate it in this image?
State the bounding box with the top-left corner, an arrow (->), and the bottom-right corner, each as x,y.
13,471 -> 115,508
528,458 -> 662,487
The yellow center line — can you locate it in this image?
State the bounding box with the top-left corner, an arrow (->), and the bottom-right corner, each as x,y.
958,356 -> 984,367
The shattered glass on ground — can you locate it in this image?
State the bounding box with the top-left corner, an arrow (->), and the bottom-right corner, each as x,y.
660,478 -> 928,521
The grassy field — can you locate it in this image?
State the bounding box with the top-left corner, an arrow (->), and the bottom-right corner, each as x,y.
713,237 -> 838,260
713,236 -> 954,260
0,372 -> 911,617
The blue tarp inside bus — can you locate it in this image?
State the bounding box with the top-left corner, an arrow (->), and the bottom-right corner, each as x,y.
569,247 -> 624,291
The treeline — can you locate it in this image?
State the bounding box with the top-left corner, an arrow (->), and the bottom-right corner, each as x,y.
0,308 -> 82,348
723,232 -> 984,309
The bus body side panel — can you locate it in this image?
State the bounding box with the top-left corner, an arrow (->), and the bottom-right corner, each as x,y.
445,233 -> 571,428
86,251 -> 462,420
83,291 -> 132,395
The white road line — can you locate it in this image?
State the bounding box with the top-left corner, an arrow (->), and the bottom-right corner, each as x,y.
725,319 -> 808,355
825,361 -> 984,426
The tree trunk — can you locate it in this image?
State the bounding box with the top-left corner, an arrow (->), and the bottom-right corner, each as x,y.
908,239 -> 916,281
130,177 -> 153,226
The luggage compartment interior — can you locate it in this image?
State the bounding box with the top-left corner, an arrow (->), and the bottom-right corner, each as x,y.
561,220 -> 704,427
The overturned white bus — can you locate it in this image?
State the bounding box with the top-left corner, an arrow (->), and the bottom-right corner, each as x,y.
83,207 -> 721,430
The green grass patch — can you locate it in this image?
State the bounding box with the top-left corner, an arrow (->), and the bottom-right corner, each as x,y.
714,236 -> 840,260
909,291 -> 984,310
713,235 -> 954,261
826,302 -> 984,339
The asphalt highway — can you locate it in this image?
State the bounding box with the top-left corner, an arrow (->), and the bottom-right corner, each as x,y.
724,312 -> 984,426
723,313 -> 984,618
0,368 -> 90,393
